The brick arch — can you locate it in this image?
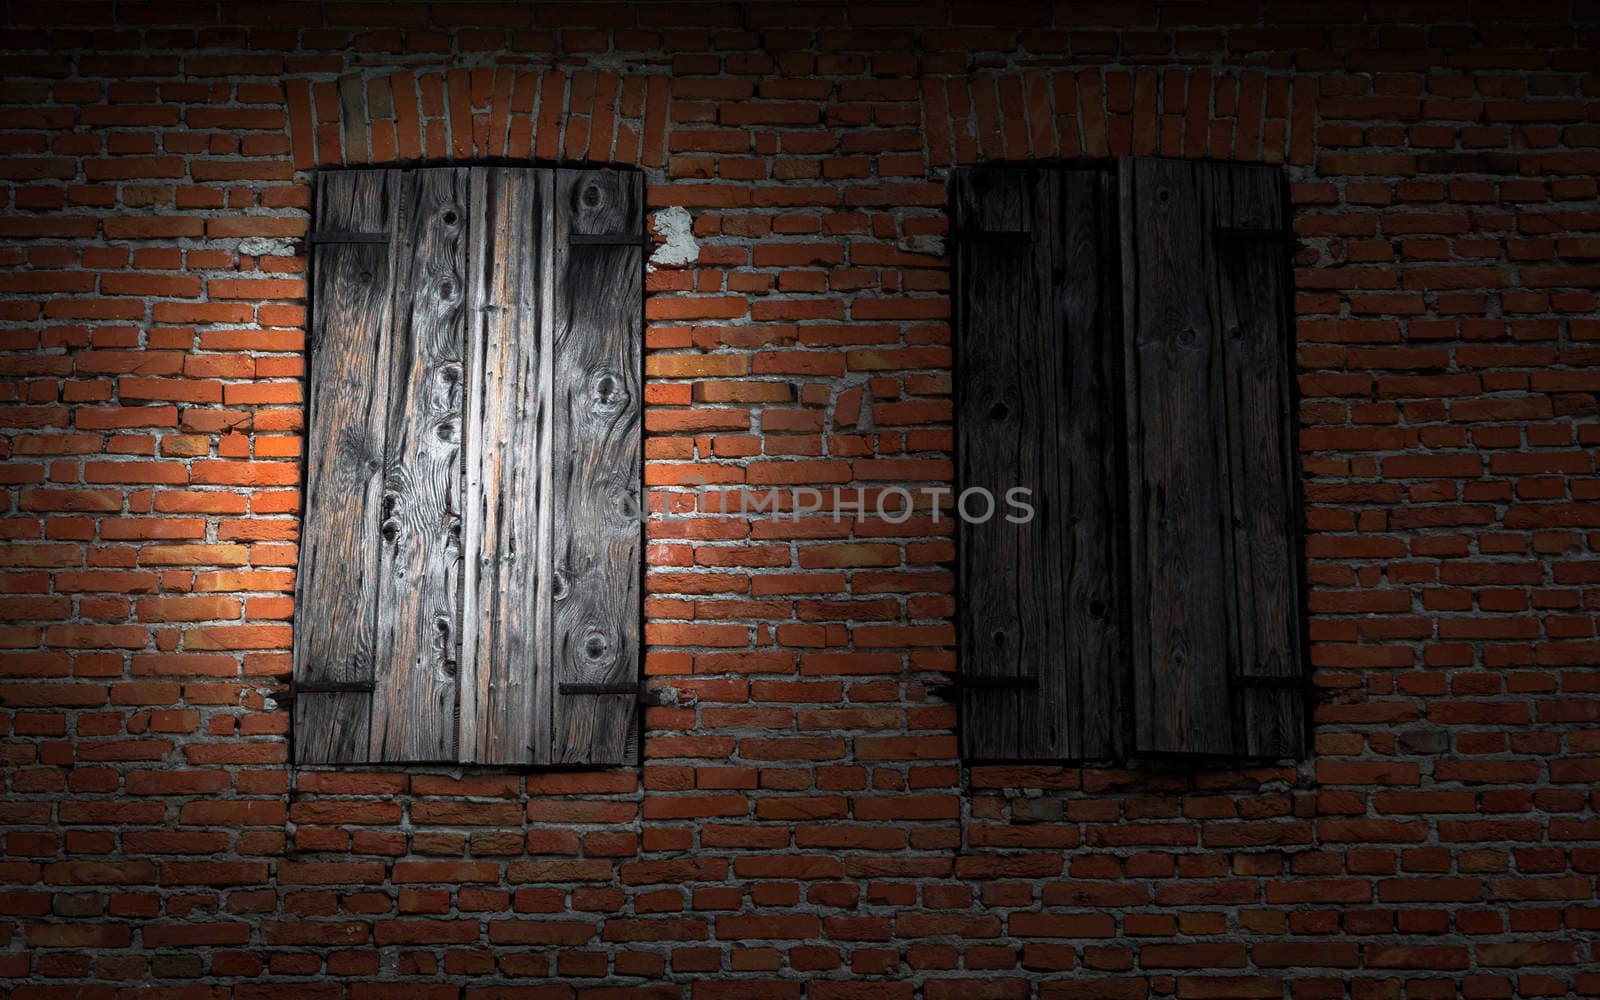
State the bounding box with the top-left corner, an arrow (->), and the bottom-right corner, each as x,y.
284,67 -> 669,170
284,64 -> 1312,177
929,67 -> 1316,167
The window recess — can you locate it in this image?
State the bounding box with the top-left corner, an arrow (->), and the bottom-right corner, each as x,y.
952,158 -> 1306,764
294,167 -> 644,767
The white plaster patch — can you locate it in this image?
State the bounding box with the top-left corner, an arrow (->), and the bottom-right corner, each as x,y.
238,236 -> 296,258
648,206 -> 697,271
902,234 -> 946,257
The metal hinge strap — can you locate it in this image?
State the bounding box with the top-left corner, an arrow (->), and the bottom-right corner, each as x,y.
954,676 -> 1039,689
928,675 -> 1040,700
559,682 -> 640,695
559,681 -> 663,705
308,231 -> 389,245
950,229 -> 1032,244
1214,226 -> 1293,245
1231,674 -> 1309,690
282,680 -> 375,701
569,233 -> 653,247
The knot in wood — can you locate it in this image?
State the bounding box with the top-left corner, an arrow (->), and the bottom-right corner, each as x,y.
337,426 -> 381,473
589,368 -> 628,413
602,480 -> 641,524
614,486 -> 641,521
430,613 -> 452,658
581,629 -> 612,665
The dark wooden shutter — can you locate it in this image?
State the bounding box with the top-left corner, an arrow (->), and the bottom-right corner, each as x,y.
952,158 -> 1304,764
953,166 -> 1124,761
1120,158 -> 1304,759
295,167 -> 644,766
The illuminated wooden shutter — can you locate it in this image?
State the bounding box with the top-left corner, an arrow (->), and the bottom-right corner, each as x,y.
294,167 -> 644,766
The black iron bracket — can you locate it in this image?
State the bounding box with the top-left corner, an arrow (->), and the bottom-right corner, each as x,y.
1231,673 -> 1311,691
280,680 -> 375,702
1214,226 -> 1294,245
950,229 -> 1032,244
928,675 -> 1040,700
308,231 -> 390,245
569,233 -> 654,247
559,681 -> 664,705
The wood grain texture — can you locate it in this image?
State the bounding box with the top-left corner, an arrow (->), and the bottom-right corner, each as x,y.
298,166 -> 648,766
1207,163 -> 1306,759
369,168 -> 468,763
461,166 -> 554,765
952,167 -> 1034,761
294,170 -> 400,765
549,168 -> 644,766
1054,168 -> 1126,761
953,166 -> 1124,761
1121,157 -> 1236,757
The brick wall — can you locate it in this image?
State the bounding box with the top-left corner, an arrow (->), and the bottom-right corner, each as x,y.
2,1 -> 1599,994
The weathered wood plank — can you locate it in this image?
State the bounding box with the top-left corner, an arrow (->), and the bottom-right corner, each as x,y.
1207,163 -> 1306,758
953,166 -> 1095,761
1055,168 -> 1126,761
461,166 -> 554,765
369,167 -> 469,762
549,168 -> 644,766
1007,167 -> 1070,762
953,167 -> 1032,761
1121,157 -> 1236,757
294,169 -> 401,765
953,166 -> 1122,762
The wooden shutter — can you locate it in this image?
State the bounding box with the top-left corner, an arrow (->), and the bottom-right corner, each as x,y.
953,166 -> 1124,761
952,158 -> 1304,763
1120,158 -> 1304,759
459,166 -> 552,766
548,170 -> 645,766
295,167 -> 644,766
294,170 -> 402,764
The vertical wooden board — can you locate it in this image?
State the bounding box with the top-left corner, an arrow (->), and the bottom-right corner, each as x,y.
294,169 -> 401,765
952,167 -> 1072,761
550,168 -> 644,766
369,168 -> 469,763
1007,167 -> 1073,761
1055,169 -> 1126,761
1207,163 -> 1306,758
952,167 -> 1030,760
461,166 -> 553,765
1120,158 -> 1235,757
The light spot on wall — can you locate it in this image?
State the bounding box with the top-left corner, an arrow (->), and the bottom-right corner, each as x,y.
648,206 -> 697,271
239,236 -> 297,258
